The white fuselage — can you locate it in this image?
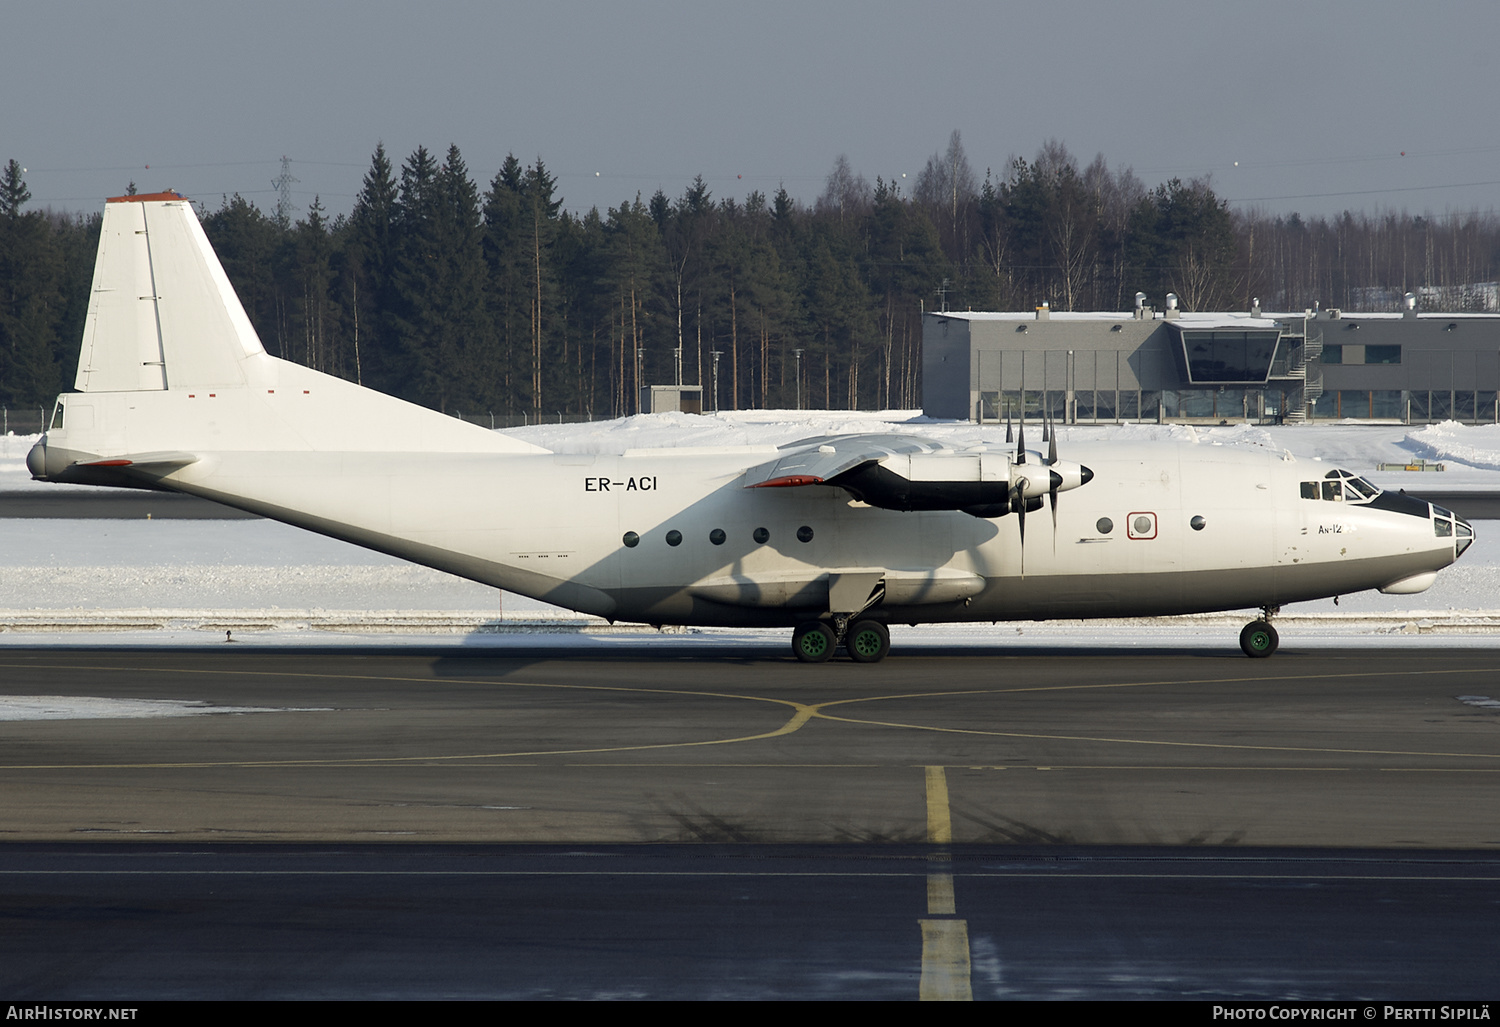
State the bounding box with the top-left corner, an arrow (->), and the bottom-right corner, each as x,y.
34,376 -> 1461,628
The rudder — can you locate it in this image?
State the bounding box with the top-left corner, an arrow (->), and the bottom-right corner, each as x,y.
74,192 -> 266,393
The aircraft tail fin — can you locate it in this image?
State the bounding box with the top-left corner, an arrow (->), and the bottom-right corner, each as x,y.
37,192 -> 550,482
75,192 -> 267,393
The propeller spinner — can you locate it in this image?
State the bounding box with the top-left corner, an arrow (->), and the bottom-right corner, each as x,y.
1009,408 -> 1094,567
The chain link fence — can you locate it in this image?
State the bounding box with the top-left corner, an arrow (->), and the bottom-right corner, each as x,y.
2,408 -> 50,436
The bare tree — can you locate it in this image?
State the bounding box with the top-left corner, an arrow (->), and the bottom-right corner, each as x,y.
816,155 -> 872,226
914,130 -> 978,259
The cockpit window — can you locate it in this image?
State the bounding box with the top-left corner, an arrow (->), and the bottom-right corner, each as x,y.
1304,474 -> 1379,502
1435,518 -> 1454,537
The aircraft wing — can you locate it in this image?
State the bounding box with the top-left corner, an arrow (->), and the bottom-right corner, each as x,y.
742,432 -> 1092,518
741,433 -> 952,489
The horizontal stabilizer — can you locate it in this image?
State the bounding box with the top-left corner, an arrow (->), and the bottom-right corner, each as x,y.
78,451 -> 199,471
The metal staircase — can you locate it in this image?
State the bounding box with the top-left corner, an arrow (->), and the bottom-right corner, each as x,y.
1269,319 -> 1321,423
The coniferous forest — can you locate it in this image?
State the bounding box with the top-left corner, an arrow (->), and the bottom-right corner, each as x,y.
4,134 -> 1500,423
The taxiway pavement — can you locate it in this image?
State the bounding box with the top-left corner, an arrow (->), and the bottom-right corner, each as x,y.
3,645 -> 1498,999
2,645 -> 1498,846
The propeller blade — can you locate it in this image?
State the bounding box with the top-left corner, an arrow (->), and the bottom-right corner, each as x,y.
1005,405 -> 1013,444
1012,478 -> 1028,572
1042,409 -> 1050,445
1015,417 -> 1026,466
1049,477 -> 1059,541
1046,413 -> 1060,549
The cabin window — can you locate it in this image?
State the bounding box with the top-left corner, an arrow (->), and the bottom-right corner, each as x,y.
50,402 -> 64,429
1301,482 -> 1318,500
796,525 -> 814,543
753,527 -> 769,544
622,531 -> 640,548
709,528 -> 726,546
1096,517 -> 1114,534
665,530 -> 683,547
1127,513 -> 1157,539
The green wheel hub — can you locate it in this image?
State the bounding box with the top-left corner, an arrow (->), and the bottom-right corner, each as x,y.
845,619 -> 890,664
792,622 -> 836,663
1239,620 -> 1279,658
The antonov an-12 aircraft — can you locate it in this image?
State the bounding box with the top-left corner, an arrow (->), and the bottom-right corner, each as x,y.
27,194 -> 1475,661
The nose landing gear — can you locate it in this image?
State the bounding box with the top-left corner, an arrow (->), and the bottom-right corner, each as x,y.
1239,606 -> 1281,658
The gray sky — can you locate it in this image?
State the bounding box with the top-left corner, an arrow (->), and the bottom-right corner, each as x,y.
7,0 -> 1500,222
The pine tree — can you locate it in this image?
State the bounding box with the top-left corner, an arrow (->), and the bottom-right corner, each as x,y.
345,143 -> 399,387
483,155 -> 527,414
386,145 -> 490,413
520,159 -> 562,414
0,160 -> 62,407
603,197 -> 669,413
1,160 -> 32,217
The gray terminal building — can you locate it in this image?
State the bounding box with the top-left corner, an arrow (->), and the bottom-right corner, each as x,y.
922,297 -> 1500,425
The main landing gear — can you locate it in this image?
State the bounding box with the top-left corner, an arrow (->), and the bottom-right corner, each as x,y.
792,618 -> 891,664
1239,606 -> 1280,659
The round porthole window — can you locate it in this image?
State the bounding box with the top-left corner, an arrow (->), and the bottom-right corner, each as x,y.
797,525 -> 814,543
622,531 -> 639,548
753,527 -> 769,544
665,529 -> 682,547
709,528 -> 726,545
1133,515 -> 1153,535
1096,517 -> 1113,534
1190,515 -> 1206,531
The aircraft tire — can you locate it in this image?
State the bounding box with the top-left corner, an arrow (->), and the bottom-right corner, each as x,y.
792,621 -> 836,663
1239,620 -> 1279,658
846,620 -> 890,663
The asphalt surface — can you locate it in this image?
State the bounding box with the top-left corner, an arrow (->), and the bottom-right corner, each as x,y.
3,844 -> 1495,1001
1,645 -> 1498,998
0,489 -> 259,519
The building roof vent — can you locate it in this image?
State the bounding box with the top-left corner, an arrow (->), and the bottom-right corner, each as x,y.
1164,293 -> 1179,320
1036,301 -> 1050,321
1404,292 -> 1418,319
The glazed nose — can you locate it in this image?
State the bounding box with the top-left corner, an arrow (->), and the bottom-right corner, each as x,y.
1455,515 -> 1475,558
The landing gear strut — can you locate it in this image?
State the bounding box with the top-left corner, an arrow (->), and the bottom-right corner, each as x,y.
1239,606 -> 1280,658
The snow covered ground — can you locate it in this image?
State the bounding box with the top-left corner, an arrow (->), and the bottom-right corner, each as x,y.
3,413 -> 1500,650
